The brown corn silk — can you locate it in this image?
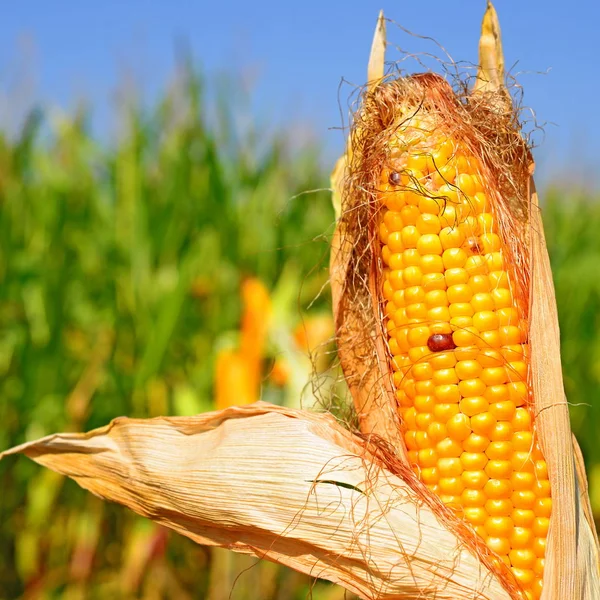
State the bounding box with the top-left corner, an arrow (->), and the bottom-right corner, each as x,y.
331,3 -> 600,600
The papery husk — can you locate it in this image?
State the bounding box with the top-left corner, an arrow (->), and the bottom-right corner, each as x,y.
330,3 -> 600,599
1,403 -> 512,600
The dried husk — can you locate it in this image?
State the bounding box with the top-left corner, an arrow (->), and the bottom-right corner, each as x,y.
330,2 -> 600,599
0,403 -> 512,600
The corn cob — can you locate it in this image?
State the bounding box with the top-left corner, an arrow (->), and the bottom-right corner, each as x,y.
376,78 -> 550,599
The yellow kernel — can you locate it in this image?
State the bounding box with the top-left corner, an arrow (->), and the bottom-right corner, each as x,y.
469,274 -> 491,293
489,270 -> 509,289
446,414 -> 472,441
401,226 -> 420,249
407,325 -> 430,346
486,537 -> 511,555
464,506 -> 487,525
532,517 -> 549,537
465,255 -> 488,275
416,213 -> 442,234
439,494 -> 461,508
485,516 -> 514,537
449,302 -> 474,317
473,311 -> 499,332
484,479 -> 512,499
490,421 -> 513,441
415,431 -> 432,449
405,431 -> 418,450
416,412 -> 433,430
421,467 -> 439,485
511,472 -> 535,491
401,205 -> 420,225
417,234 -> 443,256
513,431 -> 533,452
403,266 -> 422,286
456,173 -> 476,196
428,305 -> 451,321
429,352 -> 456,370
421,255 -> 445,274
534,498 -> 552,518
433,368 -> 459,385
533,537 -> 546,558
470,293 -> 494,313
485,499 -> 512,516
434,384 -> 461,403
480,233 -> 501,253
461,452 -> 488,470
425,289 -> 449,308
512,453 -> 535,473
534,460 -> 548,480
486,441 -> 513,460
499,325 -> 523,345
511,568 -> 535,588
405,286 -> 426,304
492,288 -> 513,309
414,395 -> 436,413
447,283 -> 473,303
533,479 -> 550,498
477,329 -> 502,349
510,549 -> 536,569
510,527 -> 534,549
408,346 -> 430,362
484,385 -> 509,403
442,248 -> 468,269
452,327 -> 480,348
438,457 -> 463,477
403,248 -> 421,266
459,397 -> 489,417
412,362 -> 434,381
439,226 -> 465,250
450,315 -> 473,329
418,195 -> 442,215
445,267 -> 469,286
485,460 -> 512,479
486,252 -> 504,271
481,367 -> 507,386
461,489 -> 487,507
512,407 -> 532,431
471,412 -> 497,436
428,422 -> 447,442
489,401 -> 516,421
406,302 -> 427,320
458,378 -> 486,397
439,477 -> 464,495
455,359 -> 482,380
382,245 -> 392,266
422,272 -> 446,291
433,403 -> 460,422
436,438 -> 463,458
497,307 -> 520,327
512,490 -> 537,510
461,470 -> 488,489
418,448 -> 438,467
463,433 -> 489,452
513,509 -> 535,528
534,558 -> 545,577
508,382 -> 528,406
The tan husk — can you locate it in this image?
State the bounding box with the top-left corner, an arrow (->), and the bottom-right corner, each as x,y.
330,2 -> 600,599
1,403 -> 512,600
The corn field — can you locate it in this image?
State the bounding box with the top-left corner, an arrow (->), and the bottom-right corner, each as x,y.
1,60 -> 600,598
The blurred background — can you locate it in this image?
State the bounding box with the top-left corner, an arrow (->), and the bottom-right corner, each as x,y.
1,1 -> 599,599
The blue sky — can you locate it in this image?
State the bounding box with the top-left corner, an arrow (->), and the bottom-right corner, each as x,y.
1,1 -> 598,186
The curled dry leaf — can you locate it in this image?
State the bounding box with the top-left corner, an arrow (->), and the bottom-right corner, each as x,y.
1,403 -> 511,600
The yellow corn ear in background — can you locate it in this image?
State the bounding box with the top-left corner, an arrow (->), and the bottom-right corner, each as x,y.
378,112 -> 550,599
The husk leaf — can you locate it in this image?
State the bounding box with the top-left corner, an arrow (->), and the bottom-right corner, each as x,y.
330,12 -> 406,457
528,182 -> 600,599
1,403 -> 511,600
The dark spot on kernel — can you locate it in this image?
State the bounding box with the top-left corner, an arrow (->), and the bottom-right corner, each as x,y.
466,237 -> 482,254
427,333 -> 456,352
389,171 -> 401,186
